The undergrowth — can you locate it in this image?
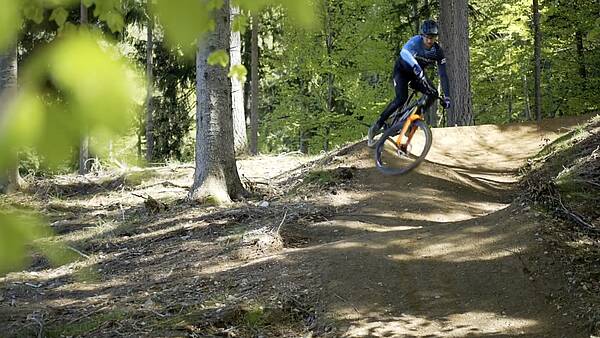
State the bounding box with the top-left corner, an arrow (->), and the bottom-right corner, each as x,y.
520,114 -> 600,334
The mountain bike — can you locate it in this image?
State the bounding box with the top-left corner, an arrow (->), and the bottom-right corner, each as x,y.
368,91 -> 444,175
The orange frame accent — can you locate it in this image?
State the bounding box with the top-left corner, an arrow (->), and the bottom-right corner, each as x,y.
395,110 -> 423,148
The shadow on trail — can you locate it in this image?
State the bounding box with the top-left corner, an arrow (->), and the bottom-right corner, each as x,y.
3,116 -> 594,337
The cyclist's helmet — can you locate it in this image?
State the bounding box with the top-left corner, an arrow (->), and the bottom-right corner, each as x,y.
420,20 -> 439,36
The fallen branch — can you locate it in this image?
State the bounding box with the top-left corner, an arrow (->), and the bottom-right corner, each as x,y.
26,314 -> 44,338
275,209 -> 289,234
556,191 -> 600,233
333,293 -> 360,314
67,245 -> 90,259
139,181 -> 189,190
67,306 -> 109,325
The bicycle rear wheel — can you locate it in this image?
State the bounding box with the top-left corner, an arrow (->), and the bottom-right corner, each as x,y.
375,119 -> 432,175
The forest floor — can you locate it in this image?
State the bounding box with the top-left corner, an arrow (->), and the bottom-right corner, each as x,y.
0,115 -> 598,337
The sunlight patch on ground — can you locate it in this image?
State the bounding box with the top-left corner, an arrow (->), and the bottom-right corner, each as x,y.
55,220 -> 120,243
399,202 -> 509,223
342,311 -> 538,337
111,220 -> 199,245
199,255 -> 276,275
52,278 -> 127,295
410,237 -> 527,263
1,253 -> 106,284
324,220 -> 423,233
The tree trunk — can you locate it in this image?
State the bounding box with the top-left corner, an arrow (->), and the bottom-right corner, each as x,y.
508,86 -> 513,120
299,131 -> 309,154
533,0 -> 542,124
423,0 -> 431,18
145,9 -> 155,162
249,15 -> 259,156
424,82 -> 439,127
523,74 -> 532,120
439,0 -> 473,126
323,127 -> 330,152
230,5 -> 248,155
324,1 -> 334,154
79,1 -> 90,175
412,0 -> 420,35
189,0 -> 245,204
420,0 -> 438,127
0,46 -> 24,193
575,30 -> 587,80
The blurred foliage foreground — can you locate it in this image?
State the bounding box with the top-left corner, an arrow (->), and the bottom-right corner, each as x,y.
0,30 -> 143,275
0,0 -> 314,275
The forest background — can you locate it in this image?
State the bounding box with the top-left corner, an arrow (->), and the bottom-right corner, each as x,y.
0,0 -> 599,273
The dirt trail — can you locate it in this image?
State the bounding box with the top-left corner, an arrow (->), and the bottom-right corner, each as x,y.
0,116 -> 593,337
275,117 -> 590,337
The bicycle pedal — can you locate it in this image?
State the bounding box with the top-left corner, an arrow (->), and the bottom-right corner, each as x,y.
397,148 -> 408,157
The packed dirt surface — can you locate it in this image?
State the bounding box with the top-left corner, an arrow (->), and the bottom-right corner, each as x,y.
296,116 -> 591,337
0,115 -> 595,337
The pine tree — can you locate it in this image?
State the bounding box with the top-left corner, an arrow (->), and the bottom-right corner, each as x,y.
189,0 -> 246,204
439,0 -> 474,126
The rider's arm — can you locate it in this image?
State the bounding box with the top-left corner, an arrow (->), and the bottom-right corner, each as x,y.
400,48 -> 423,78
438,59 -> 450,98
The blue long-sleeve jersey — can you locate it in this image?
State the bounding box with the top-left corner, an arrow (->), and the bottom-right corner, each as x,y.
396,35 -> 450,98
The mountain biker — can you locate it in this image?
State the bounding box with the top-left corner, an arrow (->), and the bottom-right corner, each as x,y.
368,19 -> 451,147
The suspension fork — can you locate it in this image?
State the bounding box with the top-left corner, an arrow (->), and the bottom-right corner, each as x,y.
395,107 -> 422,149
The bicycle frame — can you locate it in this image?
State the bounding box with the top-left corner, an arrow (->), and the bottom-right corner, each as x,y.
389,94 -> 429,149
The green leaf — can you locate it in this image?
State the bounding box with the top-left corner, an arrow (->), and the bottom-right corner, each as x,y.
151,0 -> 214,57
23,1 -> 44,24
0,212 -> 50,276
281,1 -> 317,28
228,64 -> 248,82
207,0 -> 224,10
0,0 -> 21,51
232,14 -> 248,33
208,49 -> 229,67
2,30 -> 144,168
105,11 -> 125,32
50,7 -> 69,28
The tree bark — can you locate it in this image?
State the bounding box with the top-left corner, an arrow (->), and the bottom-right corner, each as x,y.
0,46 -> 24,193
230,5 -> 248,155
533,0 -> 542,124
324,1 -> 334,153
79,1 -> 90,174
419,0 -> 438,126
523,74 -> 532,120
439,0 -> 474,126
189,0 -> 245,204
423,0 -> 431,18
145,8 -> 155,162
249,14 -> 260,156
575,30 -> 587,80
412,0 -> 420,35
424,82 -> 439,127
300,131 -> 309,154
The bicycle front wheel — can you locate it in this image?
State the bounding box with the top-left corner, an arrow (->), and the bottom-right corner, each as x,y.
374,119 -> 432,175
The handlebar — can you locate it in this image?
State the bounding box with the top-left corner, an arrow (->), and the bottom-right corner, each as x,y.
416,92 -> 446,109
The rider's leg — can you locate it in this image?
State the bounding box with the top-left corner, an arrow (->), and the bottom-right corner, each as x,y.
374,72 -> 410,129
368,74 -> 409,147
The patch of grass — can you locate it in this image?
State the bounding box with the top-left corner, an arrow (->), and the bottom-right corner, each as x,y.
203,195 -> 221,206
124,169 -> 158,187
306,170 -> 335,186
244,304 -> 266,328
304,167 -> 354,187
44,309 -> 128,337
